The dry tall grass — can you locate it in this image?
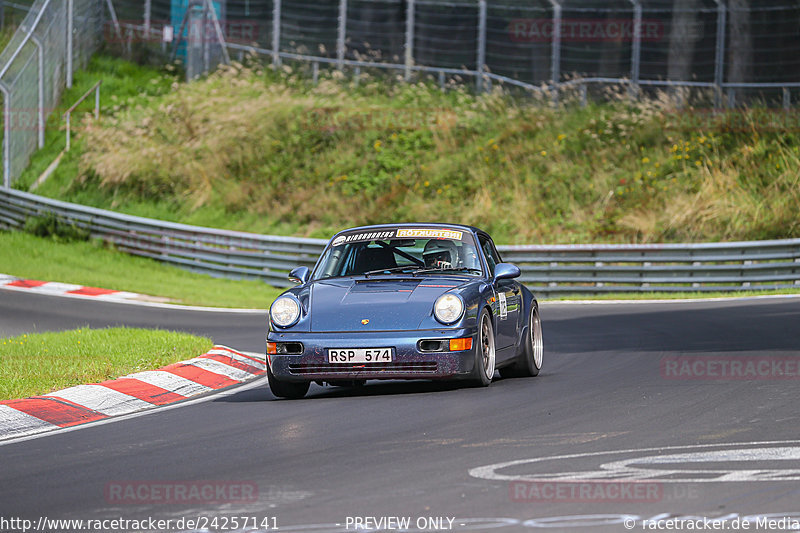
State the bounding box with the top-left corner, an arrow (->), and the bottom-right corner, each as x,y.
74,63 -> 800,243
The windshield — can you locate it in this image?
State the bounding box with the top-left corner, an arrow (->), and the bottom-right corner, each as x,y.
312,228 -> 483,280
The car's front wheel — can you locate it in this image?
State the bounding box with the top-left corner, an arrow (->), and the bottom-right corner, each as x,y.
267,364 -> 310,399
471,308 -> 496,386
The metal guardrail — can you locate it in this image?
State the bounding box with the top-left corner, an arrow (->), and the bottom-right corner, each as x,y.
1,188 -> 799,295
0,188 -> 325,286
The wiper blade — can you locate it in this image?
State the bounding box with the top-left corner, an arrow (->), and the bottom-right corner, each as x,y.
363,266 -> 418,277
411,267 -> 482,276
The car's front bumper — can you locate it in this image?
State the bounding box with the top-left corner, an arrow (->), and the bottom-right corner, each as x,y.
267,328 -> 478,382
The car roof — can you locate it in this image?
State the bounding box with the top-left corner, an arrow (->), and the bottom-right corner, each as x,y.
331,223 -> 485,238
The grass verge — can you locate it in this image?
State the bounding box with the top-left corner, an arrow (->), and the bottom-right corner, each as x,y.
0,231 -> 283,309
0,327 -> 213,401
26,56 -> 800,244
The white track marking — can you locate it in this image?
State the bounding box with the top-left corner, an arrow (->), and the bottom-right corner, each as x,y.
186,358 -> 258,381
124,370 -> 213,397
44,385 -> 154,416
469,440 -> 800,483
206,348 -> 266,369
0,405 -> 57,439
0,377 -> 267,447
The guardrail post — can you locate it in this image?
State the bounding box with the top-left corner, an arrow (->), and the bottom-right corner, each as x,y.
312,61 -> 319,84
476,0 -> 487,93
337,0 -> 347,70
272,0 -> 281,67
404,0 -> 415,82
628,0 -> 641,100
713,0 -> 726,110
548,0 -> 561,106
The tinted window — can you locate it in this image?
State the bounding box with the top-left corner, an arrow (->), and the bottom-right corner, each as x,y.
479,235 -> 502,276
313,231 -> 482,280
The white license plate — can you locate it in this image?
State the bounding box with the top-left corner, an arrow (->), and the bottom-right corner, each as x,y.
328,348 -> 393,363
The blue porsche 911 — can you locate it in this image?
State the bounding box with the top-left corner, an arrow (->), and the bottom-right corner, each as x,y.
266,223 -> 543,399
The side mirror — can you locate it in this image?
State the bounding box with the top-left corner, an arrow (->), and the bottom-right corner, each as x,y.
288,266 -> 310,284
493,262 -> 521,282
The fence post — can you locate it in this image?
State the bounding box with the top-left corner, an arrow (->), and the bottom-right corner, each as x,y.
404,0 -> 415,82
67,0 -> 73,89
205,0 -> 230,65
272,0 -> 281,66
144,0 -> 151,34
186,0 -> 203,80
629,0 -> 641,99
337,0 -> 347,70
783,87 -> 791,110
202,0 -> 209,75
32,36 -> 44,149
1,82 -> 8,188
476,0 -> 487,93
713,0 -> 726,109
548,0 -> 561,106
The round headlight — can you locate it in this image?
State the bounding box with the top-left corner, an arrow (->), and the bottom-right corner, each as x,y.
271,296 -> 301,328
434,293 -> 464,324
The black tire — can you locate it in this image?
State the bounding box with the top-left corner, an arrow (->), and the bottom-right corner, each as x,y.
471,307 -> 496,386
500,304 -> 543,378
267,365 -> 310,399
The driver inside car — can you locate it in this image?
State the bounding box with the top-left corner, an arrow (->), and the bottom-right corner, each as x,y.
422,239 -> 459,269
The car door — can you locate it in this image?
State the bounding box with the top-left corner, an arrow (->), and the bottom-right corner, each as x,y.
479,234 -> 521,351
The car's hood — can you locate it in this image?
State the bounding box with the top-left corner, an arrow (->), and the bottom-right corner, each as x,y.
309,278 -> 468,332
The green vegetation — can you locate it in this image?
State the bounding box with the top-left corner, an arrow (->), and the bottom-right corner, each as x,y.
0,231 -> 282,308
0,327 -> 213,400
13,54 -> 180,192
24,57 -> 800,244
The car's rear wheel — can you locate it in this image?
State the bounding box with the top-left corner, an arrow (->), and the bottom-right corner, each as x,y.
471,308 -> 496,386
267,365 -> 310,399
500,304 -> 543,378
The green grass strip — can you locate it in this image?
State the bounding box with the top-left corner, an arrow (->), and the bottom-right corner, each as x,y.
0,231 -> 284,308
0,327 -> 213,401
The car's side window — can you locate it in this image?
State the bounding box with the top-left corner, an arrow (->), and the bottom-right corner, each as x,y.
479,235 -> 500,276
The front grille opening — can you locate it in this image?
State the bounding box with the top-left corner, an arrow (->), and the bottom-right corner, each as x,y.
276,342 -> 304,355
288,362 -> 438,375
418,339 -> 446,352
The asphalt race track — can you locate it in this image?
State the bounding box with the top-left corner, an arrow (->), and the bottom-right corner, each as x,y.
1,289 -> 800,532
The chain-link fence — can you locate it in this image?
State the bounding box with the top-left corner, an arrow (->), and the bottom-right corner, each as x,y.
2,1 -> 800,187
0,0 -> 106,187
110,0 -> 800,106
